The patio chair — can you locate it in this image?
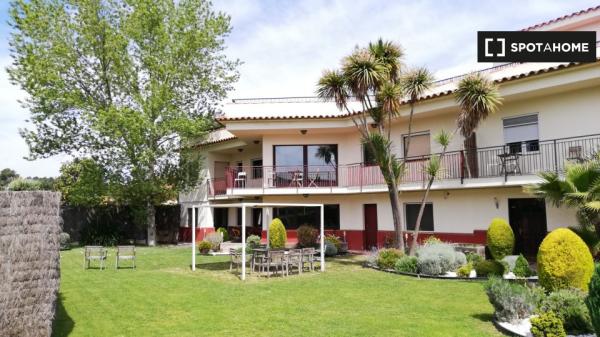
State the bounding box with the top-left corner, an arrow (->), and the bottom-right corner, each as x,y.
251,249 -> 268,274
266,250 -> 288,277
116,245 -> 136,269
287,249 -> 303,274
301,247 -> 315,272
83,246 -> 108,270
229,248 -> 243,272
234,171 -> 247,188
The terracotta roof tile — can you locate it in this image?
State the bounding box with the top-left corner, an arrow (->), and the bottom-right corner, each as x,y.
522,5 -> 600,31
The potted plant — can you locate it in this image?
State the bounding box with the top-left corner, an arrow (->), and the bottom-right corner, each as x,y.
198,241 -> 212,254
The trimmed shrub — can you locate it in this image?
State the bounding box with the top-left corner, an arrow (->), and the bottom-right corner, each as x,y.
466,252 -> 483,264
376,248 -> 403,269
297,225 -> 317,248
416,243 -> 464,275
484,277 -> 543,323
586,263 -> 600,336
324,241 -> 338,257
539,288 -> 593,335
457,263 -> 473,278
513,254 -> 533,278
531,312 -> 566,337
59,232 -> 71,250
245,235 -> 261,253
6,178 -> 43,191
216,227 -> 229,241
198,241 -> 212,254
394,256 -> 418,273
204,232 -> 223,251
423,235 -> 442,245
325,234 -> 342,250
475,260 -> 505,277
486,218 -> 514,260
268,218 -> 287,249
537,228 -> 594,291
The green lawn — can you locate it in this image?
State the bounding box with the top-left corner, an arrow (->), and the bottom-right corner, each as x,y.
53,246 -> 503,337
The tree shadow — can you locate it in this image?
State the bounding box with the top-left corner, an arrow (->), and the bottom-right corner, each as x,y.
190,261 -> 231,271
51,293 -> 74,337
471,313 -> 494,322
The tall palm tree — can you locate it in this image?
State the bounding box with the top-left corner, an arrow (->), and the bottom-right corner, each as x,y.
455,73 -> 502,177
317,39 -> 413,250
401,68 -> 433,158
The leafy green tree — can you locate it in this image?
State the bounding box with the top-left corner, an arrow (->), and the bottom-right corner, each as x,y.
317,39 -> 433,250
0,168 -> 19,188
8,0 -> 239,245
55,158 -> 110,206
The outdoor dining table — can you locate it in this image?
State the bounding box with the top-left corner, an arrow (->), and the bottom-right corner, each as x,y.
497,152 -> 522,175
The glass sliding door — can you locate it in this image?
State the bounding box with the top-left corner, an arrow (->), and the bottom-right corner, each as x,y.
273,144 -> 338,187
274,145 -> 304,187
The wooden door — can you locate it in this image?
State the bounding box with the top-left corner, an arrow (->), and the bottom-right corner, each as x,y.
364,204 -> 378,250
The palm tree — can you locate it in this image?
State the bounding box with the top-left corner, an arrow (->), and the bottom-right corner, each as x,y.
528,159 -> 600,237
455,73 -> 502,177
317,39 -> 415,250
401,68 -> 433,158
408,130 -> 452,255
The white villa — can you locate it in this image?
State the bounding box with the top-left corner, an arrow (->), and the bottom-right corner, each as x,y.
179,6 -> 600,255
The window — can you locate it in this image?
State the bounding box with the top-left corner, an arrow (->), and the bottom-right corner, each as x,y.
213,208 -> 228,228
273,145 -> 338,186
503,114 -> 539,153
251,159 -> 263,179
403,132 -> 431,158
187,208 -> 199,227
273,204 -> 340,230
405,203 -> 434,231
363,143 -> 377,166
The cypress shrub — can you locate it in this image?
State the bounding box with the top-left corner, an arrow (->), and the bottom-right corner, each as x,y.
586,263 -> 600,336
513,254 -> 533,277
486,218 -> 514,260
268,218 -> 287,249
537,228 -> 594,291
216,227 -> 229,241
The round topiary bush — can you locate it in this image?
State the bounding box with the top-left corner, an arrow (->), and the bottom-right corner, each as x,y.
537,228 -> 594,292
216,227 -> 229,241
474,259 -> 505,277
268,218 -> 287,249
376,248 -> 403,269
486,218 -> 514,260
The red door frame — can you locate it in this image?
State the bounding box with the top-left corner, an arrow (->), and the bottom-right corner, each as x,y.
363,204 -> 378,250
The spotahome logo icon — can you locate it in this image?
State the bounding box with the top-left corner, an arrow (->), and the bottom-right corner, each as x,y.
478,31 -> 596,62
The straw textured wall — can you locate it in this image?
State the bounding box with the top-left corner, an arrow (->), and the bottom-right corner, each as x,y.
0,191 -> 62,337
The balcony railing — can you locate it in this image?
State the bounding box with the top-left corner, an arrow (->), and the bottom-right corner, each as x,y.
206,133 -> 600,197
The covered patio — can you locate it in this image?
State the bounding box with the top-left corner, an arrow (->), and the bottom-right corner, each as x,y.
190,202 -> 326,280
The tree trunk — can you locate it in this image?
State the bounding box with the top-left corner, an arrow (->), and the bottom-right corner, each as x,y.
147,203 -> 156,246
388,181 -> 405,251
409,181 -> 433,255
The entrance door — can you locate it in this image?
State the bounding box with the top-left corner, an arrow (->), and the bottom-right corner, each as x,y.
508,198 -> 548,257
364,204 -> 378,251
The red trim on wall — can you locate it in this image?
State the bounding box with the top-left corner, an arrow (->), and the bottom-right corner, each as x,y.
186,228 -> 486,250
179,227 -> 215,243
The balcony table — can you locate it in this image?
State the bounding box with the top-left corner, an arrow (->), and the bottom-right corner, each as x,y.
498,153 -> 522,175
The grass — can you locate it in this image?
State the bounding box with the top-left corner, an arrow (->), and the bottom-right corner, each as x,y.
53,246 -> 503,337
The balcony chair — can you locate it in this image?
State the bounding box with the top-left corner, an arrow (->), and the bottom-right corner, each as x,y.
234,171 -> 247,188
307,169 -> 320,187
115,245 -> 136,269
83,246 -> 108,270
568,145 -> 584,163
290,171 -> 303,187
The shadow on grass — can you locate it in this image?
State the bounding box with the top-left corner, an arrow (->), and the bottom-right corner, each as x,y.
191,261 -> 231,271
51,293 -> 74,337
471,313 -> 494,322
328,255 -> 367,267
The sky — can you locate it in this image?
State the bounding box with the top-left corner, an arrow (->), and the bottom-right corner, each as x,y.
0,0 -> 597,177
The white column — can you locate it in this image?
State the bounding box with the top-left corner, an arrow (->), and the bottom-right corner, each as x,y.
191,206 -> 196,271
241,204 -> 247,281
320,204 -> 325,272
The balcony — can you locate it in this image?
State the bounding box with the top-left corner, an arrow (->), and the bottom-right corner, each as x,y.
206,133 -> 600,197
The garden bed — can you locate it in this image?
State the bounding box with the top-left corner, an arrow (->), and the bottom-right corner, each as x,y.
366,264 -> 538,282
495,317 -> 596,337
